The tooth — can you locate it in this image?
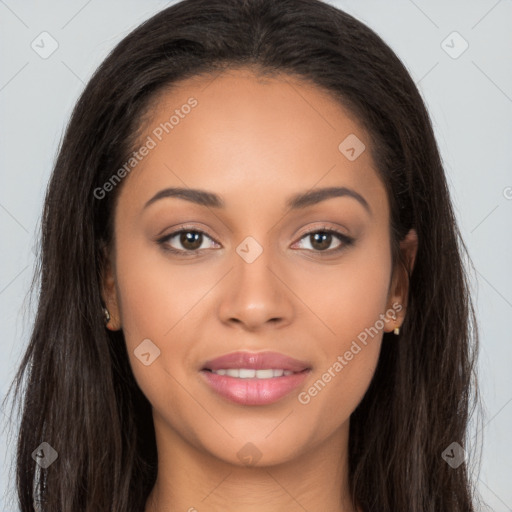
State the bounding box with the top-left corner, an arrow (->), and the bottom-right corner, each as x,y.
239,368 -> 256,378
211,368 -> 296,378
255,369 -> 274,379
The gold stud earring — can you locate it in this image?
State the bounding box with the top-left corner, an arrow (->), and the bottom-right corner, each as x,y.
393,325 -> 400,335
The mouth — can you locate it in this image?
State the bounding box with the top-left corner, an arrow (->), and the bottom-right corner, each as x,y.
201,350 -> 311,373
202,368 -> 303,378
200,351 -> 311,406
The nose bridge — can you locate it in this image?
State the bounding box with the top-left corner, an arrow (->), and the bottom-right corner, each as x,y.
218,233 -> 293,328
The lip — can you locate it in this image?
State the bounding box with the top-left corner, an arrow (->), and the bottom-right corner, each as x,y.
200,351 -> 311,406
202,350 -> 311,372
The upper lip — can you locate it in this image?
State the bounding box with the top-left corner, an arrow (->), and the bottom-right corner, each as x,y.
202,351 -> 311,372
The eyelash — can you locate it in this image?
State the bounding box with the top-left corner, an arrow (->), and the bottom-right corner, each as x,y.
156,225 -> 355,257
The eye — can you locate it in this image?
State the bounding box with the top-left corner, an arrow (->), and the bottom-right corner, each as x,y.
157,227 -> 219,255
156,225 -> 354,256
293,226 -> 354,254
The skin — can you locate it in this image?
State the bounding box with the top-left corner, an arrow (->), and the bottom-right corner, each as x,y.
102,67 -> 418,512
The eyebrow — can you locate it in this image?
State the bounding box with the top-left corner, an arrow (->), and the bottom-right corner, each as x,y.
144,186 -> 371,214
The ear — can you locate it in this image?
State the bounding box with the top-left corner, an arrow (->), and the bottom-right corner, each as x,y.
100,244 -> 122,331
384,228 -> 418,333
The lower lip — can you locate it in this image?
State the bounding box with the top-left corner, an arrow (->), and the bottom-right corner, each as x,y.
200,369 -> 310,406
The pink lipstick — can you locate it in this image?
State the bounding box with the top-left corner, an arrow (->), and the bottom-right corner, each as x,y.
200,351 -> 311,406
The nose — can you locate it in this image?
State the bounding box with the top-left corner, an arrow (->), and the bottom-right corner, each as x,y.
217,247 -> 295,331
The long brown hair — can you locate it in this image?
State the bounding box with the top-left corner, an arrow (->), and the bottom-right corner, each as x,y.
4,0 -> 483,510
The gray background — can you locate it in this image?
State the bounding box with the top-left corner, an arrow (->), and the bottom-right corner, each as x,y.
1,0 -> 511,510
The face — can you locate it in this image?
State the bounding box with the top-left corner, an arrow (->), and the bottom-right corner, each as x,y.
102,68 -> 417,467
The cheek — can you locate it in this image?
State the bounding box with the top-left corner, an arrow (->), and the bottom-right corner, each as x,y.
114,233 -> 213,342
112,238 -> 196,392
294,236 -> 392,420
300,233 -> 393,349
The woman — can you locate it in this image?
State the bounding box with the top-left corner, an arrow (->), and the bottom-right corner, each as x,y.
6,0 -> 482,510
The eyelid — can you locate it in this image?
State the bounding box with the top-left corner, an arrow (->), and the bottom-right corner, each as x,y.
296,224 -> 351,240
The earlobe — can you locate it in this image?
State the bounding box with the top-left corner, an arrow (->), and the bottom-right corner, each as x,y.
384,228 -> 418,334
103,305 -> 122,331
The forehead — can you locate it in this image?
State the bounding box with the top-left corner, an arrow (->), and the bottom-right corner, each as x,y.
117,67 -> 388,218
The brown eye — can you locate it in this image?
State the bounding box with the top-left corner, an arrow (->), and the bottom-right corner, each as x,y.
309,232 -> 334,251
179,231 -> 203,251
157,228 -> 219,255
294,228 -> 353,254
